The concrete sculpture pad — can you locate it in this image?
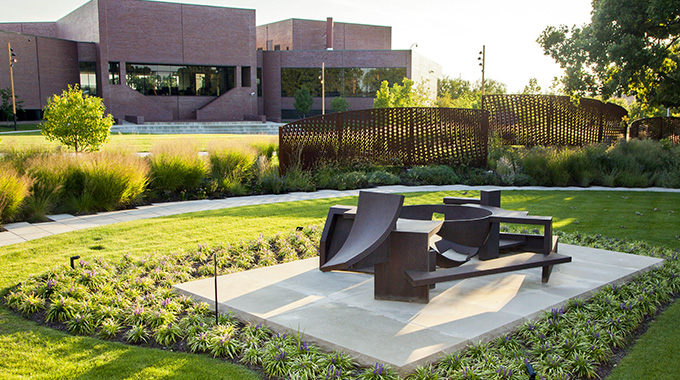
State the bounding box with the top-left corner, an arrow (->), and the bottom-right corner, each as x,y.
173,244 -> 663,374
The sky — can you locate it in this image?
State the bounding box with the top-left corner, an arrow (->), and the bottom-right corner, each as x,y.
0,0 -> 594,93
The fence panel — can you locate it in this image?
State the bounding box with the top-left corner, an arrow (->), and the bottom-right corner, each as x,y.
630,117 -> 680,143
279,108 -> 489,172
483,95 -> 627,146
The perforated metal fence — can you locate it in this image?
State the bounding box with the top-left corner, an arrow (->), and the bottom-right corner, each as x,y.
482,95 -> 628,146
630,117 -> 680,143
279,107 -> 489,172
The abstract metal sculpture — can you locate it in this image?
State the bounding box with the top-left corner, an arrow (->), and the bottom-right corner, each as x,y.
320,190 -> 571,303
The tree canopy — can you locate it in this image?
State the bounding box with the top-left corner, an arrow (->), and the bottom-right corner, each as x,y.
538,0 -> 680,108
373,78 -> 432,108
41,85 -> 114,153
436,76 -> 507,109
293,86 -> 313,118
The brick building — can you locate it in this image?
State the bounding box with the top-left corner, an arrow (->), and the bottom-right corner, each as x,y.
1,0 -> 441,123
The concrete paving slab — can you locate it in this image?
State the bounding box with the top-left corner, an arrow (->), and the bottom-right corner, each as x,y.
33,222 -> 77,235
46,214 -> 76,221
0,231 -> 26,247
15,231 -> 54,241
174,243 -> 664,374
2,222 -> 33,230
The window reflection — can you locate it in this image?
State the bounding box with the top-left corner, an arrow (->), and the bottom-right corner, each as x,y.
125,63 -> 235,96
79,62 -> 98,96
281,67 -> 406,97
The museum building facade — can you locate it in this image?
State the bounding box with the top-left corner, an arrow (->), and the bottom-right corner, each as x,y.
0,0 -> 441,123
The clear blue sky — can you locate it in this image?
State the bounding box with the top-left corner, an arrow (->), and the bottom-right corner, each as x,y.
0,0 -> 594,93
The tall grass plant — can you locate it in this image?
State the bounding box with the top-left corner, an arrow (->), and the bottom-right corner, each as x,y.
0,163 -> 30,223
207,141 -> 257,194
147,140 -> 207,196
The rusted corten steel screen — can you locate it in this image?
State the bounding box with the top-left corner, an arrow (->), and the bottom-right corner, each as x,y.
279,108 -> 489,172
630,117 -> 680,143
483,95 -> 628,146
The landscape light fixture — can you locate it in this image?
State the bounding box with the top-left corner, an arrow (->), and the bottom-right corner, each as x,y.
214,249 -> 219,325
6,43 -> 18,131
70,255 -> 81,269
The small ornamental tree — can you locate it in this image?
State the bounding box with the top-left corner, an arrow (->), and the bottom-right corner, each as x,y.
373,78 -> 432,108
1,87 -> 23,127
41,84 -> 114,153
330,97 -> 350,113
293,86 -> 313,119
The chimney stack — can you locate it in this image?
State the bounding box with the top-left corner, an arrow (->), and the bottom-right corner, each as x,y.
326,17 -> 334,50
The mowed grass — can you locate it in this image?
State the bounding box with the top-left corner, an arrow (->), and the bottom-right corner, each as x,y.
0,133 -> 278,153
0,124 -> 41,132
607,297 -> 680,379
0,190 -> 679,378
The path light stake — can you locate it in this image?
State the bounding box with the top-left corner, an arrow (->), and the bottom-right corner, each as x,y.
214,249 -> 219,325
70,255 -> 80,269
524,359 -> 536,380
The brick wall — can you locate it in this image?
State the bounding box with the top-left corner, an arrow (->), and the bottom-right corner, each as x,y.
257,19 -> 391,51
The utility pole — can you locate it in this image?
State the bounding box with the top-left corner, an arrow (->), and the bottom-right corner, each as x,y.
7,43 -> 18,131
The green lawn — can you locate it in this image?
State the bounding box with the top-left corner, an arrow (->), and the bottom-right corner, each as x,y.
1,190 -> 678,378
0,133 -> 278,153
0,123 -> 41,132
607,298 -> 680,379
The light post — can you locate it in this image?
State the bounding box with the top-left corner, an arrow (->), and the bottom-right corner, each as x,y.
478,45 -> 485,96
321,62 -> 325,115
7,43 -> 18,131
478,45 -> 485,108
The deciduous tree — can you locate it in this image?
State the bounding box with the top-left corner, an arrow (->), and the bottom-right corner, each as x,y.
373,78 -> 432,108
41,84 -> 114,153
330,97 -> 350,113
538,0 -> 680,108
293,86 -> 313,118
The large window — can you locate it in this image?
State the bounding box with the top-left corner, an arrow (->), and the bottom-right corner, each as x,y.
109,62 -> 120,85
125,63 -> 235,96
79,62 -> 98,96
281,67 -> 406,98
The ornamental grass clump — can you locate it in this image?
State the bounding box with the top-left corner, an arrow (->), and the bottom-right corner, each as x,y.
0,162 -> 30,223
147,139 -> 207,197
207,141 -> 257,195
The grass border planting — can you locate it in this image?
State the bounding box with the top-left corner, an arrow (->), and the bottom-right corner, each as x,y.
4,225 -> 680,380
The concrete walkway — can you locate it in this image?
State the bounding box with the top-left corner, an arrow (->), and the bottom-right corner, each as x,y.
2,184 -> 679,247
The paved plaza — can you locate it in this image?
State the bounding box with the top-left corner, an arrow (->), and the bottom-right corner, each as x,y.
174,245 -> 663,373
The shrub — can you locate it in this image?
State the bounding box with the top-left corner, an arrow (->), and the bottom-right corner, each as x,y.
315,166 -> 368,190
147,140 -> 207,196
367,170 -> 400,186
282,165 -> 315,192
404,165 -> 459,185
0,163 -> 30,223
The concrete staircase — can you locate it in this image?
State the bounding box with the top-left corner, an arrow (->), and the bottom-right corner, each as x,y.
111,121 -> 283,135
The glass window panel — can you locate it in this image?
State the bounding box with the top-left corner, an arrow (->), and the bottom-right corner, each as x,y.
280,67 -> 406,98
124,63 -> 235,96
79,62 -> 97,96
